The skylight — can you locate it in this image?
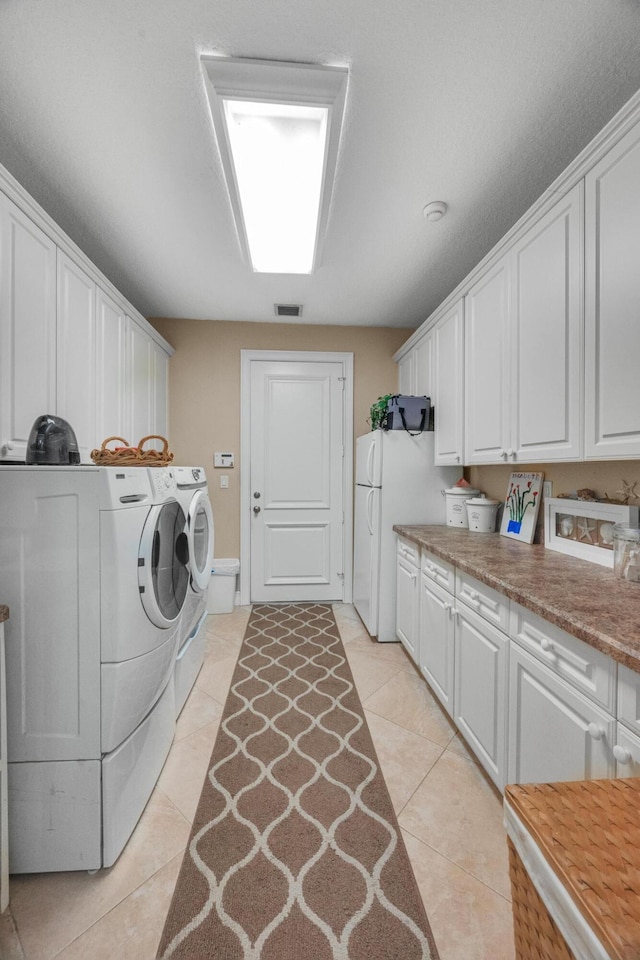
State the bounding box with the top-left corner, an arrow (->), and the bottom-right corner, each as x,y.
201,57 -> 348,275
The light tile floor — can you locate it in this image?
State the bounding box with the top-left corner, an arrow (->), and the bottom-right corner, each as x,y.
0,604 -> 515,960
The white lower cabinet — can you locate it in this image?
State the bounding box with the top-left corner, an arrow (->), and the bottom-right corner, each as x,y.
419,574 -> 455,716
613,724 -> 640,777
412,545 -> 636,793
454,602 -> 508,790
508,642 -> 615,785
395,538 -> 420,662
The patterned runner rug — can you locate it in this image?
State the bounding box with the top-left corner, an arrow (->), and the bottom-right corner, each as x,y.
157,603 -> 439,960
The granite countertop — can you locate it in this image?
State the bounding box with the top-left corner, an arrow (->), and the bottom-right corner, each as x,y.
0,604 -> 8,623
394,525 -> 640,672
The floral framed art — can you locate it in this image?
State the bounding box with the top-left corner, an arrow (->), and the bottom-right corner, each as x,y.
500,472 -> 543,543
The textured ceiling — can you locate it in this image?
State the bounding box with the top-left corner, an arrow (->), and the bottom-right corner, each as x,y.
1,0 -> 640,327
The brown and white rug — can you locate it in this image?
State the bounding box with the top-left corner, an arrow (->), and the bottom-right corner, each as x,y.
157,603 -> 439,959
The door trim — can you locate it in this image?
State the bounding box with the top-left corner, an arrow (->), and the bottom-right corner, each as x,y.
240,350 -> 354,606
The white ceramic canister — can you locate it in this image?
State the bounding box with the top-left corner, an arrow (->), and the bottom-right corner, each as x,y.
465,497 -> 500,533
443,487 -> 480,527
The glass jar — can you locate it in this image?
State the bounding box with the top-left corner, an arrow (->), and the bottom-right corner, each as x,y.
612,524 -> 640,581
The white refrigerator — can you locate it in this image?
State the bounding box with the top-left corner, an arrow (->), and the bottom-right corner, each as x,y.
353,431 -> 461,642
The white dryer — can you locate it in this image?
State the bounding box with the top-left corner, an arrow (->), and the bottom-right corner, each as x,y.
170,466 -> 214,716
0,465 -> 189,872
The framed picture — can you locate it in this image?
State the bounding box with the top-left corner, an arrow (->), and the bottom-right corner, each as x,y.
500,472 -> 543,543
544,497 -> 639,567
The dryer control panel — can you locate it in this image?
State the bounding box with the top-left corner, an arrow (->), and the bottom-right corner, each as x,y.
148,468 -> 177,500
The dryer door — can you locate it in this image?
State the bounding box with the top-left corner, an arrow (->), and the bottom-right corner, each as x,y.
188,490 -> 214,592
138,500 -> 189,627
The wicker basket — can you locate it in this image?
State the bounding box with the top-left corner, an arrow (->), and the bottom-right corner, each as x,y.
505,779 -> 640,960
90,435 -> 174,467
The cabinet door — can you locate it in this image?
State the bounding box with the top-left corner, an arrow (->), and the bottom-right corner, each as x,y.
396,553 -> 419,663
613,723 -> 640,777
433,299 -> 464,465
454,603 -> 508,790
464,256 -> 511,464
414,332 -> 432,399
0,195 -> 57,462
508,643 -> 615,786
511,185 -> 583,462
0,622 -> 7,911
128,317 -> 153,444
96,287 -> 129,443
585,122 -> 640,458
152,340 -> 169,443
419,575 -> 455,715
397,350 -> 415,395
56,252 -> 96,462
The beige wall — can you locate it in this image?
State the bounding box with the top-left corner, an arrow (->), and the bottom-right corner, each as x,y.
149,318 -> 408,558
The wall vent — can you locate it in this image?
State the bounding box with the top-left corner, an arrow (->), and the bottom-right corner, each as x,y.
274,303 -> 303,318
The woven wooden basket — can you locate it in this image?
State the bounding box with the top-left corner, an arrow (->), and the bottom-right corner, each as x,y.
90,435 -> 174,467
506,779 -> 640,960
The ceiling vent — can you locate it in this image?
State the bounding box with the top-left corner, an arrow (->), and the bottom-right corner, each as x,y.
275,303 -> 303,318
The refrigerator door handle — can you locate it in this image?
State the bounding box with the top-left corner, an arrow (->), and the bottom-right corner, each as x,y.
366,487 -> 375,536
366,439 -> 376,487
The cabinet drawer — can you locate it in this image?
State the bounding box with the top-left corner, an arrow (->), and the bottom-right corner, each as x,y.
617,663 -> 640,736
455,570 -> 509,631
397,536 -> 419,567
510,604 -> 616,713
421,550 -> 455,592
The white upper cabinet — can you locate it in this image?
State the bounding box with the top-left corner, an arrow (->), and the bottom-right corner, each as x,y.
397,330 -> 432,399
129,317 -> 154,444
0,163 -> 172,465
464,256 -> 511,464
413,331 -> 433,398
96,287 -> 129,445
56,252 -> 96,462
465,187 -> 582,465
128,318 -> 169,451
585,122 -> 640,458
0,194 -> 57,462
397,349 -> 414,395
152,340 -> 169,441
433,299 -> 464,465
510,184 -> 583,462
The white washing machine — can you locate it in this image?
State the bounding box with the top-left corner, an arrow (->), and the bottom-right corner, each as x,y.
0,465 -> 189,872
170,466 -> 214,716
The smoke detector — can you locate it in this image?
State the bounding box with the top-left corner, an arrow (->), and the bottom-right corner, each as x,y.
422,201 -> 448,222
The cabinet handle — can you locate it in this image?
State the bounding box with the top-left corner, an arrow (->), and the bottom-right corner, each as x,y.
540,637 -> 553,653
468,590 -> 479,603
507,448 -> 514,458
587,722 -> 604,741
613,744 -> 633,764
1,440 -> 14,454
500,449 -> 508,460
455,455 -> 460,463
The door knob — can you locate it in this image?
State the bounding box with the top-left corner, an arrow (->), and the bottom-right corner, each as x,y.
253,505 -> 261,514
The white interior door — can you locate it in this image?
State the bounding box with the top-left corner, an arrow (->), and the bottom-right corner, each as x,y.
249,358 -> 346,602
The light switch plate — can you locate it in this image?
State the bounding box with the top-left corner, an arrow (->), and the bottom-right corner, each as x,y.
543,481 -> 553,499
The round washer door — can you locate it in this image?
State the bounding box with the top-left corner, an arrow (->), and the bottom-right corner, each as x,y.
187,490 -> 214,592
138,500 -> 189,627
